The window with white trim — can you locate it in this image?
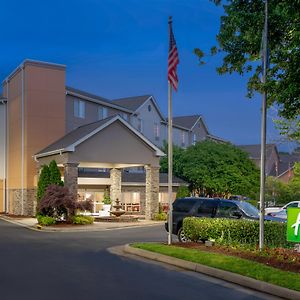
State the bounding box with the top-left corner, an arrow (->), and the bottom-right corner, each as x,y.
192,133 -> 197,145
98,107 -> 108,120
154,123 -> 160,140
74,99 -> 85,118
138,118 -> 143,133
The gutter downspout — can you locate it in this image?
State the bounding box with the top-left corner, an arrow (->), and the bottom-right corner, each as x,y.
5,81 -> 9,213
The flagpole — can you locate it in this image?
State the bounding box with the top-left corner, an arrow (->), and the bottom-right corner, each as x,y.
168,80 -> 173,245
259,0 -> 268,251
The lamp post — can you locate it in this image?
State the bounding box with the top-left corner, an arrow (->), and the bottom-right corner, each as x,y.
259,0 -> 268,251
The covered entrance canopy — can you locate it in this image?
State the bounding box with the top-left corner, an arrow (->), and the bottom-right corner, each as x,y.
34,115 -> 165,219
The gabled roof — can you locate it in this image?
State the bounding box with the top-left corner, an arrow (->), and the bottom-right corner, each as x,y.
111,95 -> 151,111
66,86 -> 133,113
277,153 -> 300,177
35,115 -> 165,158
237,144 -> 278,159
172,115 -> 202,130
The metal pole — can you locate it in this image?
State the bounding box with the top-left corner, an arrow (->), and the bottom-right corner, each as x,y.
259,0 -> 268,251
168,81 -> 173,245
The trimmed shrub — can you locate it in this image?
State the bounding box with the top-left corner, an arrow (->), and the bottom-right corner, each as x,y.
37,215 -> 56,226
37,165 -> 51,201
183,217 -> 291,248
72,215 -> 94,225
154,212 -> 167,221
49,160 -> 64,186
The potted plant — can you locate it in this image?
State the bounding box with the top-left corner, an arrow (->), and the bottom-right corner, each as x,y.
101,189 -> 111,216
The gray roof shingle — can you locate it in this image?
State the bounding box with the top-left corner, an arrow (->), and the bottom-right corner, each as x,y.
172,115 -> 201,129
66,86 -> 132,112
111,95 -> 151,111
36,116 -> 116,155
237,144 -> 277,159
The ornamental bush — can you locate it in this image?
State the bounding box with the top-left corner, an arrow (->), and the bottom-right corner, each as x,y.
72,215 -> 94,225
37,185 -> 94,222
37,215 -> 56,226
183,217 -> 291,248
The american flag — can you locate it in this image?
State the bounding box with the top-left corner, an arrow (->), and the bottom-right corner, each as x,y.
168,16 -> 179,91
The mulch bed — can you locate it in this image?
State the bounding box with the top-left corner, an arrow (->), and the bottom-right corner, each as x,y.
172,242 -> 300,273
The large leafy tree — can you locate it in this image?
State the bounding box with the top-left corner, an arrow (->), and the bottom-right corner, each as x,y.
160,140 -> 260,197
196,0 -> 300,119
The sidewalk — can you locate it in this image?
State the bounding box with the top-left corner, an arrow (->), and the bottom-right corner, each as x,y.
0,215 -> 164,232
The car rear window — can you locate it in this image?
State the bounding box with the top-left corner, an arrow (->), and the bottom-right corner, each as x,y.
173,199 -> 197,213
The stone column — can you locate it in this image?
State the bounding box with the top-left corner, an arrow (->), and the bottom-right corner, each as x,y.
63,163 -> 79,198
145,165 -> 159,220
110,168 -> 121,204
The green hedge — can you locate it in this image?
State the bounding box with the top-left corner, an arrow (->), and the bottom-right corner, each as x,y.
72,215 -> 94,225
183,217 -> 292,248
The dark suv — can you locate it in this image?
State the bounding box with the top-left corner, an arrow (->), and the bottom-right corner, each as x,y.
165,197 -> 281,242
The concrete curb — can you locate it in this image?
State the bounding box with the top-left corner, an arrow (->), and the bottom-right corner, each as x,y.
0,216 -> 163,233
124,244 -> 300,300
0,216 -> 41,232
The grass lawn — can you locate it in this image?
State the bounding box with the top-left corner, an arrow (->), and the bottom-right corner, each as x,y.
132,243 -> 300,292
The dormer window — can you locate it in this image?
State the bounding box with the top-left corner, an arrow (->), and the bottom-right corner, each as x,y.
98,107 -> 108,120
74,99 -> 85,118
148,105 -> 152,112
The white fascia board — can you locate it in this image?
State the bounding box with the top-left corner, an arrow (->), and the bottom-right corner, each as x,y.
66,90 -> 133,114
161,121 -> 190,132
34,148 -> 67,159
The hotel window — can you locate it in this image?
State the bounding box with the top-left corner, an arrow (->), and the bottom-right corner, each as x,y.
138,118 -> 143,133
192,133 -> 197,145
154,123 -> 160,140
181,131 -> 186,147
98,107 -> 108,120
74,99 -> 85,118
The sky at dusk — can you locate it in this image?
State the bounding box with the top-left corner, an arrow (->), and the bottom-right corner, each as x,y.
0,0 -> 294,152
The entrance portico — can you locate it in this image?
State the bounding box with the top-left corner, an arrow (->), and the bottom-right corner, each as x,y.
34,115 -> 164,219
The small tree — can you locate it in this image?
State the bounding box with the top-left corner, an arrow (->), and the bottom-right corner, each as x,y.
176,186 -> 190,198
37,185 -> 93,222
37,165 -> 51,201
49,160 -> 63,186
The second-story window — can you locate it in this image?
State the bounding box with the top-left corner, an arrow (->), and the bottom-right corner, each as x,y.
138,118 -> 143,133
154,123 -> 160,140
74,99 -> 85,118
192,133 -> 197,145
98,107 -> 108,120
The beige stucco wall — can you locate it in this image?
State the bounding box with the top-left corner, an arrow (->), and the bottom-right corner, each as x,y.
0,179 -> 3,212
24,63 -> 66,188
0,103 -> 6,180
